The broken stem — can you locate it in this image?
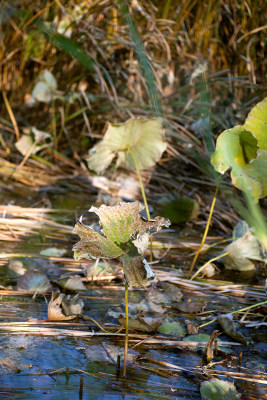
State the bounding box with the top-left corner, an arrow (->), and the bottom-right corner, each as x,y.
189,174 -> 222,277
123,281 -> 129,378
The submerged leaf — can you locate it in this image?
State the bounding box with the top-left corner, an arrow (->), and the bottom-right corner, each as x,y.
157,194 -> 199,223
217,313 -> 247,345
200,379 -> 240,400
17,270 -> 51,294
40,248 -> 67,257
87,118 -> 167,174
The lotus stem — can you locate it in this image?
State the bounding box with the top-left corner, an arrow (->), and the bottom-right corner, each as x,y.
123,281 -> 129,378
189,174 -> 222,277
127,147 -> 153,261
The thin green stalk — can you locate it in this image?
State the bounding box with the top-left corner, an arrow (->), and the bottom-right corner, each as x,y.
198,300 -> 267,329
127,147 -> 150,220
189,175 -> 222,277
127,147 -> 153,261
123,282 -> 129,378
190,252 -> 228,281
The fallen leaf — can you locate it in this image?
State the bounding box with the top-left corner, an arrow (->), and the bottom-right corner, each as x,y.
157,319 -> 186,336
48,292 -> 81,321
55,276 -> 87,291
172,301 -> 207,314
158,281 -> 183,302
118,314 -> 164,333
87,118 -> 167,174
17,270 -> 51,294
217,313 -> 247,345
200,379 -> 241,400
62,294 -> 84,316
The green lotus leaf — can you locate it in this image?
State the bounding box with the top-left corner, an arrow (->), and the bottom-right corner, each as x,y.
211,126 -> 267,200
87,118 -> 167,174
90,201 -> 145,245
73,221 -> 124,260
244,96 -> 267,151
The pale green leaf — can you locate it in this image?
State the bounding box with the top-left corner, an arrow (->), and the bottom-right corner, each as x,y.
244,96 -> 267,150
87,118 -> 167,173
211,126 -> 267,200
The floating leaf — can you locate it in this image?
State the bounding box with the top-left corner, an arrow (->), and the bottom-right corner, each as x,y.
87,118 -> 167,174
172,301 -> 207,314
55,276 -> 87,291
200,379 -> 240,400
217,313 -> 247,345
73,201 -> 170,287
118,314 -> 164,333
157,319 -> 186,336
48,292 -> 83,321
17,270 -> 51,294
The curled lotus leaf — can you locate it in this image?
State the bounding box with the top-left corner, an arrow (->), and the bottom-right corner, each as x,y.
73,201 -> 170,287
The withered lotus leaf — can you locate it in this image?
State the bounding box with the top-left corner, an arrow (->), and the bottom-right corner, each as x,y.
73,201 -> 170,287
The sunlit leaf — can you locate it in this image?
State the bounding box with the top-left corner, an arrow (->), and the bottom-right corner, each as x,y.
17,270 -> 51,294
211,126 -> 267,200
211,97 -> 267,201
244,96 -> 267,151
200,379 -> 240,400
73,201 -> 170,287
87,118 -> 167,174
217,313 -> 247,345
32,70 -> 57,103
222,230 -> 266,271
